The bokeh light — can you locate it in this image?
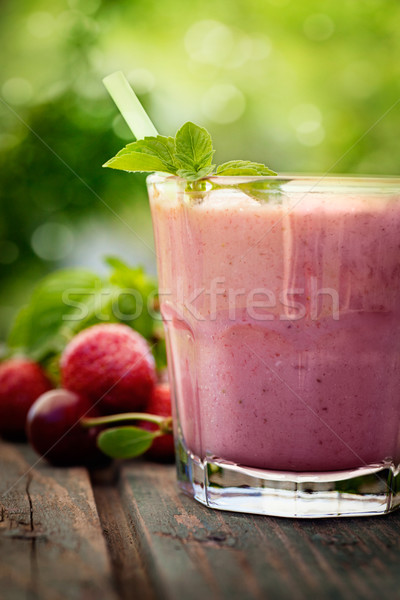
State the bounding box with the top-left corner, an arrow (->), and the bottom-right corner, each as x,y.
201,83 -> 246,124
31,223 -> 75,261
303,14 -> 335,42
2,78 -> 33,105
26,12 -> 56,39
0,0 -> 399,340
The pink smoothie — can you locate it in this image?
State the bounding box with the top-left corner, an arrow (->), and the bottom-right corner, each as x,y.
148,176 -> 400,472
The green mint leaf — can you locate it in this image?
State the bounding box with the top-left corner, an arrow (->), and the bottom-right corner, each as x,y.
177,164 -> 216,181
103,135 -> 177,174
103,121 -> 277,181
97,426 -> 156,459
104,152 -> 169,173
175,122 -> 215,178
216,160 -> 277,176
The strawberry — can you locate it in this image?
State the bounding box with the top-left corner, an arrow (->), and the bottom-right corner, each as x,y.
0,358 -> 53,439
61,324 -> 156,414
140,383 -> 175,462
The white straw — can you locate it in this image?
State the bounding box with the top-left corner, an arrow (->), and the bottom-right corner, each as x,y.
103,71 -> 159,139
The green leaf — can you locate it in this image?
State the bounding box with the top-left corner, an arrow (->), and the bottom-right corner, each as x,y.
175,122 -> 215,178
103,151 -> 170,173
104,256 -> 130,271
105,257 -> 166,369
106,256 -> 157,291
134,136 -> 177,172
97,426 -> 156,459
105,257 -> 158,337
103,135 -> 177,174
216,160 -> 277,176
7,269 -> 103,361
103,121 -> 277,182
6,258 -> 167,371
177,164 -> 216,181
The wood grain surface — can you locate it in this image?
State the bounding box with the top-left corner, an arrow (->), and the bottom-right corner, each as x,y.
117,461 -> 400,600
91,467 -> 155,600
2,440 -> 400,600
0,441 -> 117,600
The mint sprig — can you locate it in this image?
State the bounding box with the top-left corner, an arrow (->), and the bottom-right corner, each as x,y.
103,121 -> 276,181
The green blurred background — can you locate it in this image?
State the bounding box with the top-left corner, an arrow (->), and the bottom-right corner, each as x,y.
1,0 -> 399,342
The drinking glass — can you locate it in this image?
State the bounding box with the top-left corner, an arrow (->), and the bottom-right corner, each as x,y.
147,174 -> 400,518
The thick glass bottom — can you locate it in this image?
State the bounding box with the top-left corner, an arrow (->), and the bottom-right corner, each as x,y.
176,439 -> 400,518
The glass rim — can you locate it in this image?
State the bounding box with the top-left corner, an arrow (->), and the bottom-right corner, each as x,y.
147,172 -> 400,186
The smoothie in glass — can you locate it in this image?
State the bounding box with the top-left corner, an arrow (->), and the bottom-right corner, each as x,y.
148,175 -> 400,517
101,71 -> 400,517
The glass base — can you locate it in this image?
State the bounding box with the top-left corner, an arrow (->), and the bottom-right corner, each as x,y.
176,440 -> 400,518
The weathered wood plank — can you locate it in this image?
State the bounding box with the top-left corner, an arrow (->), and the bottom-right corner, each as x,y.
91,468 -> 156,600
120,461 -> 400,600
0,441 -> 118,600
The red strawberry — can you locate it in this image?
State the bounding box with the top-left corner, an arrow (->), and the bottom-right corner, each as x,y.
61,324 -> 156,414
26,389 -> 106,466
140,383 -> 175,462
0,358 -> 53,439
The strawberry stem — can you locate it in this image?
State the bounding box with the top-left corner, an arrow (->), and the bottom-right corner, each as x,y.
81,412 -> 173,434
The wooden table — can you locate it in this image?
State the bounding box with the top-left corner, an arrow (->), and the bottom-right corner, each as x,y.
1,440 -> 400,600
